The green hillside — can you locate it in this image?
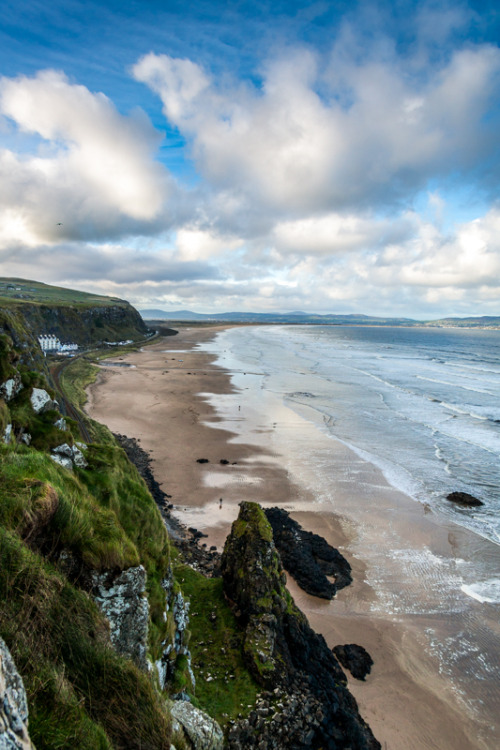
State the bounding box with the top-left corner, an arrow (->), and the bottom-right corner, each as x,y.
0,278 -> 150,348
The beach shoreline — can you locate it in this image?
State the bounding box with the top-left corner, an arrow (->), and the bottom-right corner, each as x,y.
86,326 -> 496,750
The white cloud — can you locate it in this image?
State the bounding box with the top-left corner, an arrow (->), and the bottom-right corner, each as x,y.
0,70 -> 171,247
175,227 -> 243,261
133,44 -> 500,218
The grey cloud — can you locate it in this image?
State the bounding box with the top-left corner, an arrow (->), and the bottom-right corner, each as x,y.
0,243 -> 221,286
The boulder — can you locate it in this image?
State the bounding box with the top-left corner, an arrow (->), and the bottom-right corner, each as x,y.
50,444 -> 88,470
91,566 -> 150,671
53,417 -> 68,431
265,507 -> 352,599
446,491 -> 484,507
170,700 -> 223,750
0,637 -> 36,749
30,388 -> 58,414
50,454 -> 73,470
333,644 -> 374,681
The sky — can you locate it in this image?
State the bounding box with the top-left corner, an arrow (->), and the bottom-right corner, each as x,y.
1,0 -> 500,318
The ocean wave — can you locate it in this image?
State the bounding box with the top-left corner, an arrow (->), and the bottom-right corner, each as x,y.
416,375 -> 493,395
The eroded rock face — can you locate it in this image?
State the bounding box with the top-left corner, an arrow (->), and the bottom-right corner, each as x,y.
91,566 -> 150,671
0,637 -> 36,749
156,572 -> 194,692
170,700 -> 223,750
221,502 -> 380,750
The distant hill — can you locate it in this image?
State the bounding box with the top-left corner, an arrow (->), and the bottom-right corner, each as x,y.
141,308 -> 500,328
425,316 -> 500,328
140,309 -> 420,325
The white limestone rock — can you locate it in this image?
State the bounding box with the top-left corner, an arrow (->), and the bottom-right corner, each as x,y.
53,418 -> 67,432
52,443 -> 73,457
29,389 -> 58,414
0,378 -> 22,403
170,701 -> 223,750
50,454 -> 73,470
50,444 -> 88,470
0,637 -> 36,749
71,445 -> 88,469
3,424 -> 12,445
156,573 -> 194,691
91,566 -> 150,671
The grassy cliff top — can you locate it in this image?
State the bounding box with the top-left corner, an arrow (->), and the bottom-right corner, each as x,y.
0,278 -> 126,309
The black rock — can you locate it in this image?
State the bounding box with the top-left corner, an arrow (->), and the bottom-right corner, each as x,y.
197,458 -> 210,463
446,491 -> 484,507
264,507 -> 352,599
221,502 -> 380,750
333,644 -> 374,681
220,458 -> 230,464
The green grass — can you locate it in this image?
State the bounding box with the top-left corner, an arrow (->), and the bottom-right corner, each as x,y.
174,564 -> 259,725
0,277 -> 124,307
0,446 -> 139,570
59,358 -> 100,413
0,529 -> 172,750
0,437 -> 173,661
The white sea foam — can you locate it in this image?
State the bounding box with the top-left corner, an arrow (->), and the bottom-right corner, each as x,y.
461,579 -> 500,604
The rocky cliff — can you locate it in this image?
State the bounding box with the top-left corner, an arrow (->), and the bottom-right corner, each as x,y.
0,278 -> 150,357
1,301 -> 149,351
221,502 -> 380,750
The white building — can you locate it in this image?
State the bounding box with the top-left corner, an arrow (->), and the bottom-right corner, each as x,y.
38,335 -> 61,352
37,335 -> 78,354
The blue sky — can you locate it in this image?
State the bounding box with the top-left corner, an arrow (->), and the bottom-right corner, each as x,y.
1,0 -> 500,317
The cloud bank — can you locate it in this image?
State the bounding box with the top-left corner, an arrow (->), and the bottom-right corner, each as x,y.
1,4 -> 500,317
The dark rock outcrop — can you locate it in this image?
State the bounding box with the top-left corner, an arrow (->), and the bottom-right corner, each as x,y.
333,644 -> 374,681
221,502 -> 380,750
446,491 -> 484,507
264,506 -> 352,599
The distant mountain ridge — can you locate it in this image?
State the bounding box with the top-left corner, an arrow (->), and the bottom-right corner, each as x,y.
140,309 -> 418,325
140,309 -> 500,328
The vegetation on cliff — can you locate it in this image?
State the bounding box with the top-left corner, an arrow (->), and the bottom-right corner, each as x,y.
0,299 -> 177,748
0,277 -> 149,349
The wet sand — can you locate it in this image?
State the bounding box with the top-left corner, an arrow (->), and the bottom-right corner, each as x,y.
86,328 -> 497,750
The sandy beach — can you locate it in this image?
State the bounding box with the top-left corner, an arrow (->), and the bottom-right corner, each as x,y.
86,327 -> 497,750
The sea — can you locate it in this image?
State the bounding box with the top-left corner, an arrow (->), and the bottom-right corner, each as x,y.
198,324 -> 500,743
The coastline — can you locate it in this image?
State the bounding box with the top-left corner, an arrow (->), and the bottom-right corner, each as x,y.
85,327 -> 496,750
